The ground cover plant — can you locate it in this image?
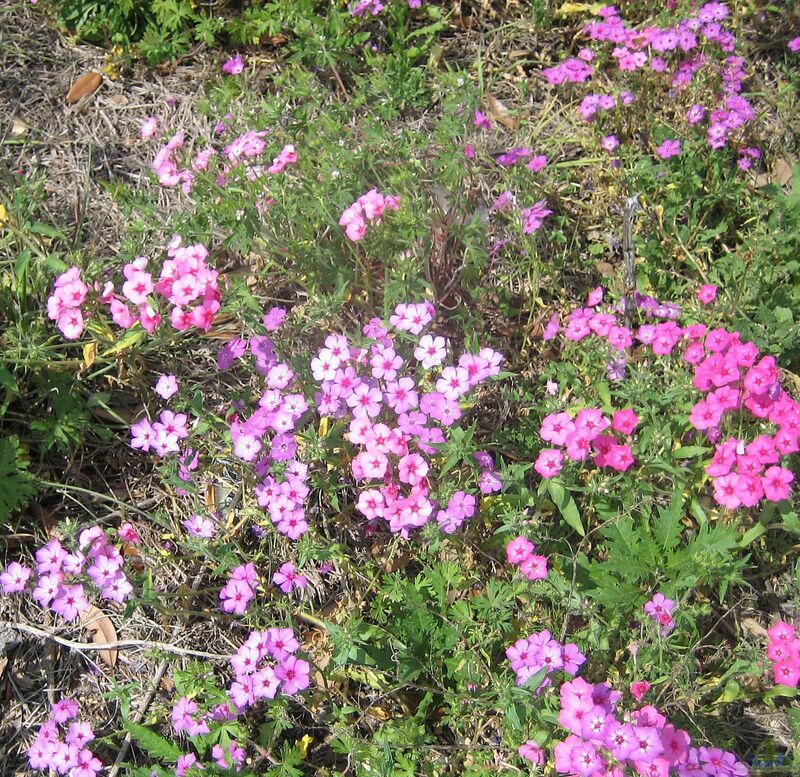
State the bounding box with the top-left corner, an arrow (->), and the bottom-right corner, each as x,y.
2,0 -> 800,775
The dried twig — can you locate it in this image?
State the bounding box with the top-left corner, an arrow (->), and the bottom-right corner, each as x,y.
4,621 -> 231,660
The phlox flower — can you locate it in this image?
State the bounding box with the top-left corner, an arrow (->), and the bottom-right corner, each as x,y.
154,374 -> 178,399
473,109 -> 493,130
0,561 -> 31,593
219,579 -> 254,615
520,554 -> 548,581
140,116 -> 158,139
273,562 -> 308,594
611,408 -> 639,435
222,53 -> 245,74
414,334 -> 448,369
601,134 -> 620,152
52,697 -> 80,723
276,655 -> 311,695
183,514 -> 216,538
789,37 -> 800,53
478,469 -> 503,493
506,536 -> 535,565
519,741 -> 545,764
656,139 -> 681,159
713,473 -> 742,509
762,465 -> 794,502
535,448 -> 563,478
698,284 -> 718,304
51,583 -> 89,622
630,680 -> 651,701
541,412 -> 575,446
521,199 -> 553,234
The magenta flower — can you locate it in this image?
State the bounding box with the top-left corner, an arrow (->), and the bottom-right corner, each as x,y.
535,448 -> 563,478
222,54 -> 245,75
273,562 -> 308,594
656,139 -> 681,159
276,655 -> 311,695
698,284 -> 718,304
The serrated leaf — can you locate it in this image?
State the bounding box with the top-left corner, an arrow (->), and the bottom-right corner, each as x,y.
124,721 -> 182,763
0,436 -> 36,519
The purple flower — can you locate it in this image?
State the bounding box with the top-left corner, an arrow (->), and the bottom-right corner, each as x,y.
222,54 -> 245,75
217,338 -> 247,371
521,200 -> 553,234
263,306 -> 287,331
656,139 -> 681,159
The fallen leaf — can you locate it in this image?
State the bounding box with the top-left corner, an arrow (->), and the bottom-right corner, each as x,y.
108,93 -> 128,106
66,72 -> 102,105
82,341 -> 97,370
486,94 -> 519,131
79,605 -> 118,668
10,116 -> 30,137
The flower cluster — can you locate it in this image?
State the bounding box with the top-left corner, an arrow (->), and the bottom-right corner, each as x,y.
506,536 -> 548,581
47,267 -> 88,339
168,628 -> 310,772
545,2 -> 758,161
228,627 -> 311,707
552,676 -> 748,777
1,525 -> 135,618
339,188 -> 400,241
219,562 -> 258,615
522,199 -> 553,235
506,629 -> 586,687
48,237 -> 223,342
545,286 -> 799,510
644,592 -> 676,636
688,333 -> 798,509
26,699 -> 103,777
349,0 -> 421,15
312,302 -> 502,537
535,408 -> 638,478
766,621 -> 800,688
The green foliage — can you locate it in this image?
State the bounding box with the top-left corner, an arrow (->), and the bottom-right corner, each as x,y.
0,435 -> 36,520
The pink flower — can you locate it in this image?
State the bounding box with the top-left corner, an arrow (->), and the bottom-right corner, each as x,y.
656,139 -> 681,159
222,53 -> 245,74
0,561 -> 31,593
52,697 -> 80,723
183,514 -> 216,538
789,37 -> 800,53
611,408 -> 640,435
273,562 -> 308,594
762,466 -> 794,502
535,448 -> 563,478
601,134 -> 619,152
630,680 -> 650,701
140,116 -> 158,140
276,655 -> 311,695
506,536 -> 535,565
154,374 -> 178,399
519,554 -> 548,581
541,412 -> 575,446
473,110 -> 493,130
698,284 -> 718,304
51,584 -> 89,621
519,741 -> 545,764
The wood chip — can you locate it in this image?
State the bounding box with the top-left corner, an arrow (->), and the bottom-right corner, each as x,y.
66,72 -> 102,105
79,604 -> 118,668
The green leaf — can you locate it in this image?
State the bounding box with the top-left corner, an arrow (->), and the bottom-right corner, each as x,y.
123,721 -> 182,763
0,436 -> 36,520
546,480 -> 585,536
672,446 -> 710,459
